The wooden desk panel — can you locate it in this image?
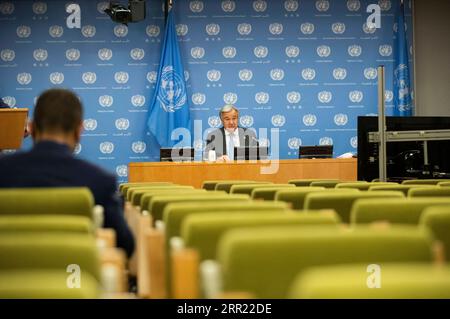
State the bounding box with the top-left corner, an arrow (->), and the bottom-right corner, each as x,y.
129,159 -> 357,188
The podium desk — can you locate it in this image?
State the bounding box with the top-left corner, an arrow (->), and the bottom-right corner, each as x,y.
129,158 -> 357,188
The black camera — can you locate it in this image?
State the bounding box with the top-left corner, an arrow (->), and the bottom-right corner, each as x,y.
105,0 -> 146,24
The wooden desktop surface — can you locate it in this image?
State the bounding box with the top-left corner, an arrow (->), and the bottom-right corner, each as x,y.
129,158 -> 357,188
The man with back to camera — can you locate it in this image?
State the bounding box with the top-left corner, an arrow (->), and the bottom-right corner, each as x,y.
0,88 -> 135,257
204,104 -> 258,162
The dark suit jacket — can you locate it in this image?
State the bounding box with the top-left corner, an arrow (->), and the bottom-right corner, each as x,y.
0,141 -> 135,257
204,127 -> 258,158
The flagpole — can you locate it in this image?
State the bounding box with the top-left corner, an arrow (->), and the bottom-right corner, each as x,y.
378,65 -> 387,182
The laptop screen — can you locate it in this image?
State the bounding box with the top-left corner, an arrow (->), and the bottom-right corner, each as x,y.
160,147 -> 194,162
298,145 -> 333,159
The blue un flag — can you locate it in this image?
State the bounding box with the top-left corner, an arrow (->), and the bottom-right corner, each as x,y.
147,8 -> 191,147
393,0 -> 412,116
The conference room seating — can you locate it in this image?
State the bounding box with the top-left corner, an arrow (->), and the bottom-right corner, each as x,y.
0,215 -> 92,234
309,180 -> 342,188
287,179 -> 340,187
251,186 -> 301,201
420,206 -> 450,261
229,183 -> 294,196
438,181 -> 450,187
408,187 -> 450,197
214,181 -> 273,193
368,184 -> 436,195
287,263 -> 450,299
120,182 -> 174,197
202,180 -> 257,190
213,226 -> 435,298
402,179 -> 450,185
335,182 -> 398,191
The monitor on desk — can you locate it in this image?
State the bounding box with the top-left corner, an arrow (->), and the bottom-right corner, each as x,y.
160,147 -> 194,162
233,146 -> 269,161
299,145 -> 333,159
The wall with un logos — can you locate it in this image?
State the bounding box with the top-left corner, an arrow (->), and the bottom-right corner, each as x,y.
0,0 -> 414,183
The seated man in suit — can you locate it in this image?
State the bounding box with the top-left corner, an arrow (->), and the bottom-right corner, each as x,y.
0,88 -> 135,257
204,104 -> 258,162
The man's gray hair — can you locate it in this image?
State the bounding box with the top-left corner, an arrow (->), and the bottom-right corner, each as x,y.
219,104 -> 239,117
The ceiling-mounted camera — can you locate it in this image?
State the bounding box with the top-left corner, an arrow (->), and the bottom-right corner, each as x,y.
105,0 -> 146,24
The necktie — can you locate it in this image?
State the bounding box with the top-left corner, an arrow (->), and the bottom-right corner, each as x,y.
227,133 -> 235,160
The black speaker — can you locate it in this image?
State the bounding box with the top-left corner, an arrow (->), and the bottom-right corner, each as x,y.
129,0 -> 145,22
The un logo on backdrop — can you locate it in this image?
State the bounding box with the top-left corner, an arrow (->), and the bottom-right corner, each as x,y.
318,91 -> 332,103
83,119 -> 97,131
146,25 -> 160,37
363,22 -> 377,34
223,92 -> 238,105
132,141 -> 146,154
240,115 -> 254,128
17,73 -> 32,85
191,47 -> 205,59
319,137 -> 333,145
114,72 -> 129,84
100,142 -> 114,154
130,48 -> 145,61
287,91 -> 301,104
285,45 -> 300,58
74,143 -> 82,155
350,136 -> 358,149
82,25 -> 96,38
315,0 -> 330,12
176,24 -> 188,36
222,46 -> 236,59
194,140 -> 205,152
334,114 -> 348,126
191,93 -> 206,105
97,2 -> 109,14
254,46 -> 268,58
33,49 -> 48,62
1,49 -> 15,62
288,137 -> 302,150
347,0 -> 361,11
237,23 -> 252,36
271,115 -> 286,127
379,45 -> 392,57
303,114 -> 317,126
114,25 -> 128,37
333,68 -> 347,80
300,23 -> 315,35
66,48 -> 81,61
16,26 -> 31,38
98,48 -> 113,61
207,70 -> 221,82
284,0 -> 299,12
349,90 -> 363,103
269,23 -> 283,35
221,0 -> 236,12
32,2 -> 47,14
49,25 -> 64,38
270,68 -> 285,81
253,0 -> 267,12
147,71 -> 157,83
99,95 -> 114,107
206,23 -> 220,36
364,68 -> 378,80
115,118 -> 130,131
116,165 -> 128,177
0,2 -> 14,14
385,90 -> 394,102
316,45 -> 331,58
2,96 -> 16,107
348,45 -> 362,57
239,69 -> 253,81
255,92 -> 269,104
208,116 -> 222,128
189,1 -> 204,13
131,95 -> 146,107
379,0 -> 391,11
301,68 -> 316,81
82,72 -> 97,84
49,72 -> 64,85
332,23 -> 346,34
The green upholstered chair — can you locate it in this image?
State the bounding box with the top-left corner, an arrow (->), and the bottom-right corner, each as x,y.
126,185 -> 191,202
250,185 -> 300,201
139,189 -> 208,212
274,187 -> 358,210
0,270 -> 99,299
128,186 -> 196,207
368,184 -> 435,196
230,184 -> 294,196
336,182 -> 397,191
288,179 -> 339,187
0,188 -> 94,220
309,180 -> 342,188
120,182 -> 174,197
0,233 -> 101,282
0,215 -> 93,234
304,191 -> 404,223
408,187 -> 450,198
438,182 -> 450,187
148,194 -> 249,222
216,226 -> 434,298
402,179 -> 450,185
287,263 -> 450,299
202,180 -> 254,191
215,181 -> 272,193
420,205 -> 450,261
350,198 -> 450,225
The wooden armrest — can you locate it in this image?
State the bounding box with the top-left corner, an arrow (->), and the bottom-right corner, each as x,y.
100,247 -> 127,293
96,228 -> 116,248
171,248 -> 199,299
144,228 -> 166,298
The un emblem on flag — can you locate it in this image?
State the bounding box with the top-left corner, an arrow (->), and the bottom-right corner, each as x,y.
83,119 -> 97,131
300,23 -> 315,35
74,144 -> 82,155
208,116 -> 222,128
303,114 -> 317,127
334,114 -> 348,126
132,141 -> 146,154
318,91 -> 332,103
285,45 -> 300,58
99,142 -> 114,154
157,65 -> 187,113
347,0 -> 361,11
237,23 -> 252,36
253,0 -> 267,12
350,136 -> 358,148
82,25 -> 96,38
239,69 -> 253,82
284,0 -> 299,12
255,92 -> 269,104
